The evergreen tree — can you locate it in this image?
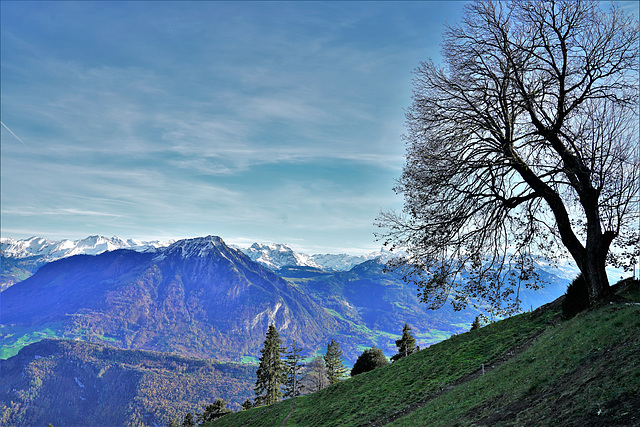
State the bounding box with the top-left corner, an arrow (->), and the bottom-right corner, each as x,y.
197,398 -> 232,423
254,324 -> 286,406
391,323 -> 417,362
181,412 -> 195,427
241,399 -> 253,411
470,316 -> 482,331
283,339 -> 305,399
323,339 -> 348,384
350,346 -> 388,376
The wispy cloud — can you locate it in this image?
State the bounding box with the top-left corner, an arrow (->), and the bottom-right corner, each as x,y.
1,1 -> 460,252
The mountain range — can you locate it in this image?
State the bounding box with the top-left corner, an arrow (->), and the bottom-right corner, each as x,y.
1,236 -> 341,361
242,242 -> 388,271
0,235 -> 387,290
0,235 -> 172,260
0,236 -> 171,291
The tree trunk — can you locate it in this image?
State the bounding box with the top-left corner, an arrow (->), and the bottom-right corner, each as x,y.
581,255 -> 610,306
580,227 -> 616,305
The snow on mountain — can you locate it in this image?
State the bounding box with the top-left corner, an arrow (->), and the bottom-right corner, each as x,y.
158,235 -> 237,261
240,242 -> 395,271
242,243 -> 323,270
309,250 -> 393,271
1,235 -> 389,272
0,235 -> 173,262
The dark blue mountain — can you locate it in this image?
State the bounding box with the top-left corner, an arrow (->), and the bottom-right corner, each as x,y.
1,236 -> 337,361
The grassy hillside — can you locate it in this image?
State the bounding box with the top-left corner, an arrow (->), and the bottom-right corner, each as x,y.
211,279 -> 640,426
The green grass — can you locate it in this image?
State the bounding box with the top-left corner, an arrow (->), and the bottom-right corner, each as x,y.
209,280 -> 640,426
0,323 -> 64,359
241,356 -> 259,365
0,323 -> 122,359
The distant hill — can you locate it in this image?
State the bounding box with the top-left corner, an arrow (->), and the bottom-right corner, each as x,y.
0,255 -> 48,291
0,339 -> 255,426
280,259 -> 484,357
211,279 -> 640,427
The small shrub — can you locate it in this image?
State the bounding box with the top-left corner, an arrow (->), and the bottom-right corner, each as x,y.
350,346 -> 388,376
562,274 -> 589,319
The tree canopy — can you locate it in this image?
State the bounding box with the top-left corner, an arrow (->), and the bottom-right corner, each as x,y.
378,0 -> 639,313
196,399 -> 232,423
304,356 -> 329,393
350,346 -> 389,376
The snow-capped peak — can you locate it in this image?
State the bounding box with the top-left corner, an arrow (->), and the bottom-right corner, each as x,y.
240,243 -> 396,271
0,235 -> 173,262
243,242 -> 322,270
160,236 -> 233,260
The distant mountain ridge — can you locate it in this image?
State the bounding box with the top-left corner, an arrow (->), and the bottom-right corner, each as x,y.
241,242 -> 391,271
0,235 -> 390,289
1,235 -> 495,364
0,235 -> 172,260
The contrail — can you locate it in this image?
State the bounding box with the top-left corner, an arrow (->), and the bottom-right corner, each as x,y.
1,121 -> 27,145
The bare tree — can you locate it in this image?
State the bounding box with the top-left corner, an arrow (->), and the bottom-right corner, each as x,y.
302,356 -> 329,394
377,0 -> 639,313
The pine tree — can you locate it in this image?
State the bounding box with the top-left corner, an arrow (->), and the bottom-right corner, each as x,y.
283,339 -> 305,399
391,323 -> 417,362
254,324 -> 286,406
323,339 -> 348,384
241,399 -> 253,411
470,316 -> 482,331
197,398 -> 232,423
181,412 -> 195,427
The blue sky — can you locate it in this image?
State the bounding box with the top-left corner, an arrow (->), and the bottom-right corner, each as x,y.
2,1 -> 637,255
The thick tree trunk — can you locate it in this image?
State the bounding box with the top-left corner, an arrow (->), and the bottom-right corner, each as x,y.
579,227 -> 616,306
581,255 -> 610,306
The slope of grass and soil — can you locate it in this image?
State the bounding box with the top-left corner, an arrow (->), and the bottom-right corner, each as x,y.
211,279 -> 640,426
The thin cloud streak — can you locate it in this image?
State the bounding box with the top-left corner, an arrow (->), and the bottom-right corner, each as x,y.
1,121 -> 27,145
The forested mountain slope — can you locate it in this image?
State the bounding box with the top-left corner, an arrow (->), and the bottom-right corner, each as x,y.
0,339 -> 256,426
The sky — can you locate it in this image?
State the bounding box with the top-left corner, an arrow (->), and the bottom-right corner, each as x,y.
1,1 -> 638,255
0,1 -> 471,254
